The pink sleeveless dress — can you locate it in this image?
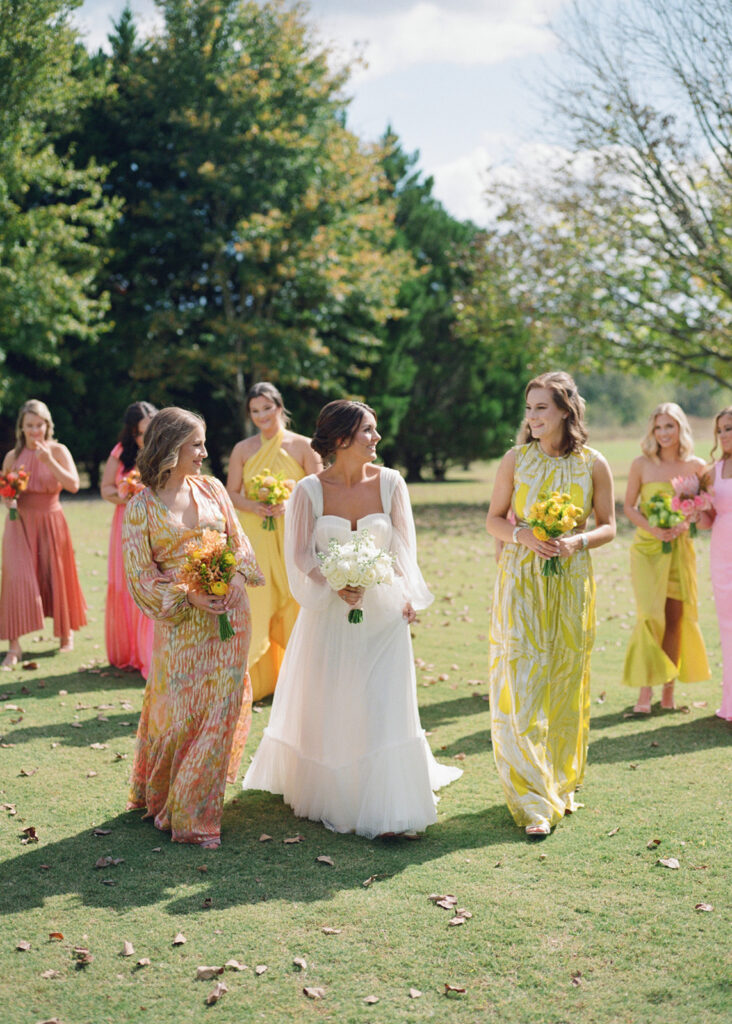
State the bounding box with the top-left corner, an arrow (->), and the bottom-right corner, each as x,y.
104,443 -> 153,678
0,447 -> 87,640
711,460 -> 732,720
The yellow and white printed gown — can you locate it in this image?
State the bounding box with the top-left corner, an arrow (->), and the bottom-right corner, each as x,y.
488,442 -> 598,830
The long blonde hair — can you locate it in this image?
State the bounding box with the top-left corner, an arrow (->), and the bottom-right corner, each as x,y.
640,403 -> 694,462
518,371 -> 588,454
14,399 -> 54,457
710,405 -> 732,461
137,407 -> 205,492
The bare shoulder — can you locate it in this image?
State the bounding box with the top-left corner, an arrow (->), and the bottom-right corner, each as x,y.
2,449 -> 15,472
283,431 -> 313,455
51,441 -> 74,462
687,456 -> 707,473
231,436 -> 259,461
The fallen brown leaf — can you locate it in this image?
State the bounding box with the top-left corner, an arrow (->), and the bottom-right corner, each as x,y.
448,916 -> 466,926
89,742 -> 108,750
22,660 -> 39,670
205,981 -> 228,1005
283,834 -> 305,844
101,878 -> 116,886
453,752 -> 466,761
571,971 -> 582,987
606,827 -> 620,837
362,875 -> 379,887
1,802 -> 16,815
48,932 -> 64,942
647,838 -> 661,849
658,857 -> 680,870
196,966 -> 224,980
409,987 -> 422,998
136,958 -> 151,967
255,965 -> 268,976
258,833 -> 272,842
86,771 -> 98,778
444,982 -> 466,995
197,864 -> 208,873
21,826 -> 39,843
595,691 -> 606,704
201,897 -> 213,909
19,767 -> 38,776
224,959 -> 247,971
172,932 -> 186,946
120,941 -> 135,957
364,995 -> 379,1004
321,927 -> 341,935
316,855 -> 334,866
293,957 -> 307,971
695,902 -> 713,912
16,940 -> 31,951
40,969 -> 61,979
455,909 -> 473,919
72,946 -> 93,966
303,987 -> 325,999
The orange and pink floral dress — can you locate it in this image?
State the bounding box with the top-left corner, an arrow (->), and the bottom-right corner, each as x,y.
122,475 -> 264,846
105,443 -> 154,677
0,447 -> 87,641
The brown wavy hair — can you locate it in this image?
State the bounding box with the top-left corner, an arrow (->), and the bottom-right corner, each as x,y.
246,381 -> 291,428
137,407 -> 205,492
519,371 -> 587,454
311,400 -> 376,461
14,399 -> 54,457
711,405 -> 732,461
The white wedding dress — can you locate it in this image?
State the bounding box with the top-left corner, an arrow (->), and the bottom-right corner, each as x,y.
242,467 -> 461,838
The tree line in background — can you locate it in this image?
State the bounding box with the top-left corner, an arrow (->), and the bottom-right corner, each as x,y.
0,0 -> 729,487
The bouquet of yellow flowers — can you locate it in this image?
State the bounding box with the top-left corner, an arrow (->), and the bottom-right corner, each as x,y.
526,491 -> 583,577
643,491 -> 685,553
247,468 -> 296,530
117,467 -> 145,500
180,529 -> 239,641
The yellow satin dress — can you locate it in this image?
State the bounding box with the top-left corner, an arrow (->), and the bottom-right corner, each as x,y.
238,430 -> 305,701
488,442 -> 597,829
621,481 -> 710,688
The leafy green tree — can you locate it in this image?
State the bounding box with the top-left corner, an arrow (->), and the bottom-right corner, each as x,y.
371,132 -> 529,480
0,0 -> 119,450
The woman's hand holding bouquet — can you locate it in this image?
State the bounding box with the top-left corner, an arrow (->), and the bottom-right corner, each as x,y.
117,468 -> 145,501
526,491 -> 583,577
180,529 -> 258,641
318,530 -> 395,623
643,491 -> 686,552
0,467 -> 29,520
247,468 -> 295,530
670,474 -> 713,538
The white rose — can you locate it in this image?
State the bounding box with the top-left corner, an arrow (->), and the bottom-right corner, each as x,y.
359,565 -> 378,588
328,568 -> 348,590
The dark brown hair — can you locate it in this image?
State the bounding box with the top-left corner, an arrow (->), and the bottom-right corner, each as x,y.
246,381 -> 291,427
519,371 -> 588,454
118,401 -> 158,472
137,407 -> 205,491
311,400 -> 376,461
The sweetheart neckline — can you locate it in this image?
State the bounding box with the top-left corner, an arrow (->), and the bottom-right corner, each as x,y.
318,512 -> 389,531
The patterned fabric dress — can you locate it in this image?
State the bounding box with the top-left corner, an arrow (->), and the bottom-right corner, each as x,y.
710,461 -> 732,720
238,429 -> 305,701
123,475 -> 264,845
0,447 -> 87,640
621,481 -> 709,689
105,443 -> 154,677
488,442 -> 598,830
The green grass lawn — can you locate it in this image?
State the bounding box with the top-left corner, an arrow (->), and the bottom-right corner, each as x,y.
1,460 -> 730,1024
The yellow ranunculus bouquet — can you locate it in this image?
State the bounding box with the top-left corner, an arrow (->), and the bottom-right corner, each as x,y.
180,529 -> 239,641
247,468 -> 296,530
526,491 -> 583,577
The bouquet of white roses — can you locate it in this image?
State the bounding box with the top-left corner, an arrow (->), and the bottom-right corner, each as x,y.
317,529 -> 395,623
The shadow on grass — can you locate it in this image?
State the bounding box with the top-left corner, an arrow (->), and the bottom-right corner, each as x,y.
0,666 -> 144,707
0,800 -> 521,917
588,713 -> 732,764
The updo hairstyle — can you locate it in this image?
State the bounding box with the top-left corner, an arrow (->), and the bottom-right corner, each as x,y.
246,381 -> 291,427
137,407 -> 205,492
519,371 -> 587,454
311,400 -> 376,461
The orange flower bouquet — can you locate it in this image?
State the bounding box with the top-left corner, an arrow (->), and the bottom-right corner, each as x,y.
180,530 -> 240,641
247,468 -> 296,530
117,468 -> 145,500
526,491 -> 583,577
0,466 -> 29,520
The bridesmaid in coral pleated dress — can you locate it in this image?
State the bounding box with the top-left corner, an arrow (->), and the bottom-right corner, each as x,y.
100,402 -> 157,678
0,399 -> 87,668
703,407 -> 732,721
226,383 -> 322,701
123,408 -> 264,847
621,403 -> 709,713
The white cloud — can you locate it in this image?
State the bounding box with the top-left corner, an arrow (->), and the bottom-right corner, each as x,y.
316,1 -> 565,82
74,0 -> 161,52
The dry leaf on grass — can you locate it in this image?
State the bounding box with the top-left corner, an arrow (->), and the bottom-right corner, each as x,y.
303,987 -> 325,999
19,766 -> 38,776
455,909 -> 472,919
20,826 -> 39,843
22,660 -> 39,670
40,969 -> 61,979
657,857 -> 680,870
120,941 -> 135,957
89,743 -> 108,750
409,987 -> 422,998
571,971 -> 582,987
86,771 -> 98,778
316,855 -> 334,866
205,981 -> 228,1005
606,827 -> 620,837
92,828 -> 111,836
258,833 -> 272,842
647,838 -> 661,849
197,864 -> 208,873
73,946 -> 93,966
196,966 -> 224,980
595,691 -> 606,704
202,897 -> 213,909
136,958 -> 151,968
255,965 -> 268,976
692,701 -> 707,709
448,916 -> 466,926
453,753 -> 466,761
293,957 -> 307,971
172,932 -> 186,945
362,875 -> 379,887
321,927 -> 341,935
364,995 -> 379,1004
444,982 -> 466,995
48,932 -> 64,942
283,834 -> 305,844
695,903 -> 713,912
16,940 -> 31,951
224,959 -> 247,971
1,802 -> 16,815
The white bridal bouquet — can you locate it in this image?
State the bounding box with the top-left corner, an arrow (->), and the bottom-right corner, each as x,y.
318,529 -> 395,623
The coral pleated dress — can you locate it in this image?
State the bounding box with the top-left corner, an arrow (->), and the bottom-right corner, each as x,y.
0,447 -> 87,641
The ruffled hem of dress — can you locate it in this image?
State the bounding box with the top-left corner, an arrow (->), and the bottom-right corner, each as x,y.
242,731 -> 461,839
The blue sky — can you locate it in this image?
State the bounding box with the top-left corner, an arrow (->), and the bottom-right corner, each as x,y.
74,1 -> 573,224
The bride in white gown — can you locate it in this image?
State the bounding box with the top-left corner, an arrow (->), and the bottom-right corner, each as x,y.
242,400 -> 461,838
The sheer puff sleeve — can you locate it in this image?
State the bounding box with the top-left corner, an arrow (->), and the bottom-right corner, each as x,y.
122,492 -> 190,625
284,477 -> 332,611
206,476 -> 264,586
387,471 -> 433,612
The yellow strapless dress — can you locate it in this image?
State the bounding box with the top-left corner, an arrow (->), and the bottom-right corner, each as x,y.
621,481 -> 709,687
238,430 -> 305,701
